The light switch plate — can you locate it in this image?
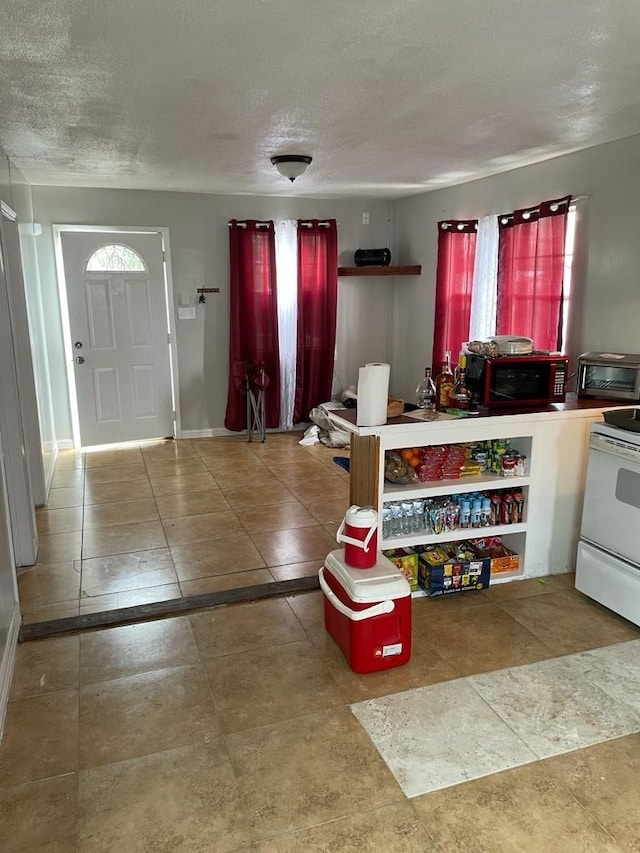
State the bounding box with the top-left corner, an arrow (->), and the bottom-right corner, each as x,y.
178,306 -> 196,320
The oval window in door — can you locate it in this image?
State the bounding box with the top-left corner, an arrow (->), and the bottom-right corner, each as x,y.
86,243 -> 146,272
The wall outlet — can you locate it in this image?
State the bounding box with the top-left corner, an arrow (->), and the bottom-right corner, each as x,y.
362,211 -> 370,225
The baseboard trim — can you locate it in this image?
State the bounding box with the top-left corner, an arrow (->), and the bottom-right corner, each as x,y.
56,439 -> 74,450
20,575 -> 321,641
0,604 -> 21,740
179,427 -> 309,440
179,428 -> 235,438
44,444 -> 59,500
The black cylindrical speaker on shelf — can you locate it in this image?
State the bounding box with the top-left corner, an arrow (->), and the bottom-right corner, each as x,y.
354,248 -> 391,267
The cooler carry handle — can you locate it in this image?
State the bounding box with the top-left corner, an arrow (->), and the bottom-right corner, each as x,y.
336,517 -> 377,553
318,568 -> 395,621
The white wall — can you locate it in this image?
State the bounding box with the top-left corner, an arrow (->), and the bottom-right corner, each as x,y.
28,131 -> 640,436
390,133 -> 640,403
31,187 -> 396,437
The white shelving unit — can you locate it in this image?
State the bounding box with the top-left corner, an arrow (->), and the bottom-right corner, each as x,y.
382,523 -> 527,552
380,434 -> 532,584
327,400 -> 614,593
383,474 -> 530,503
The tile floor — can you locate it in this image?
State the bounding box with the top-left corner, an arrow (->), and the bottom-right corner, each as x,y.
20,433 -> 350,623
2,435 -> 640,850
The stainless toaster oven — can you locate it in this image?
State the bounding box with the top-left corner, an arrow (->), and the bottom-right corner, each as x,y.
577,352 -> 640,402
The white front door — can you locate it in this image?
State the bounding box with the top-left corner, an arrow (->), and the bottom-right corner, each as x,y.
60,231 -> 174,446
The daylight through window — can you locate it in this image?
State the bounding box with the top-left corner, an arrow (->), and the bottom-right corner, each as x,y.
86,244 -> 146,272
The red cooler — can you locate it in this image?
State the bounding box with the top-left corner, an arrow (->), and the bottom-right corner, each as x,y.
319,549 -> 412,673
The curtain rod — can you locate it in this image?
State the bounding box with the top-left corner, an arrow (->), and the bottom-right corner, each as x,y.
227,221 -> 271,228
440,194 -> 590,230
227,220 -> 333,228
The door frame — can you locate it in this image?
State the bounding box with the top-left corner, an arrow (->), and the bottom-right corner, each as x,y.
52,225 -> 181,448
1,202 -> 46,506
0,202 -> 38,565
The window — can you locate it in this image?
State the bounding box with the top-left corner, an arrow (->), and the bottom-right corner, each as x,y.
433,196 -> 575,368
86,244 -> 146,272
224,219 -> 338,432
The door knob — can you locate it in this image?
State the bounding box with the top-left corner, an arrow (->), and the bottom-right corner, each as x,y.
75,356 -> 85,365
74,341 -> 83,349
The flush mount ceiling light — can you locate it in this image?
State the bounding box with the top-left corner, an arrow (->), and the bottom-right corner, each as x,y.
270,154 -> 312,182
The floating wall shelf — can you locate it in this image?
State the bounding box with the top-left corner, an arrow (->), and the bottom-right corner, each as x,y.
337,265 -> 422,277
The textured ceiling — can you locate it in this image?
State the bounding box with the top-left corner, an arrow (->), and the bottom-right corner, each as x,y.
1,0 -> 640,198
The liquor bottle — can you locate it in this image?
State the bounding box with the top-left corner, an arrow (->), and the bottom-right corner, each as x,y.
436,351 -> 454,411
454,349 -> 467,383
416,366 -> 437,410
452,368 -> 472,410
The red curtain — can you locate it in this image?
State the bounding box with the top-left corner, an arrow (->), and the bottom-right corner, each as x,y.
432,221 -> 477,371
496,196 -> 571,351
224,220 -> 281,431
293,220 -> 338,423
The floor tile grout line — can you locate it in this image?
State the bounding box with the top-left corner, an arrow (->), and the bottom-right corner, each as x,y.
350,639 -> 640,798
78,452 -> 86,618
555,639 -> 640,720
29,436 -> 346,622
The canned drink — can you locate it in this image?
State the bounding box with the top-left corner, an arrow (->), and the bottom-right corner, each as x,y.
473,450 -> 487,470
502,456 -> 517,477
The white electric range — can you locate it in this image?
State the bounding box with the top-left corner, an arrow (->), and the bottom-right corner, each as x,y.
576,410 -> 640,626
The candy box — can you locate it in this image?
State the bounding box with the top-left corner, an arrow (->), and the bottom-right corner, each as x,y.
474,537 -> 520,574
417,543 -> 491,596
382,547 -> 419,591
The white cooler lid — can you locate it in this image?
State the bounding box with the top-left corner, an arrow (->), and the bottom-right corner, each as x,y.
324,549 -> 411,603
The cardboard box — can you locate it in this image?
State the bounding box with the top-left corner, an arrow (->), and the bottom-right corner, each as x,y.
382,548 -> 419,592
418,551 -> 491,596
489,551 -> 520,574
474,538 -> 520,574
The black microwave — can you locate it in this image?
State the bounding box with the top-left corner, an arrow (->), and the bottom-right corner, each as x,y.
465,354 -> 569,409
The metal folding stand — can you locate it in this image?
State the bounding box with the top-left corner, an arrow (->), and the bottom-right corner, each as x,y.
245,361 -> 266,442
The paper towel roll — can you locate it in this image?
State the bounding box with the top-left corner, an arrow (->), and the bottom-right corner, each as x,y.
356,363 -> 391,426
